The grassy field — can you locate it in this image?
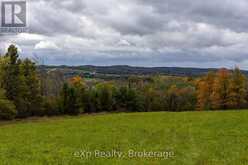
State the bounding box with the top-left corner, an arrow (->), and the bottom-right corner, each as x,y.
0,111 -> 248,165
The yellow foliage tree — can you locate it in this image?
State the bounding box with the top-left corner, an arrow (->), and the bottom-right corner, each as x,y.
229,67 -> 247,108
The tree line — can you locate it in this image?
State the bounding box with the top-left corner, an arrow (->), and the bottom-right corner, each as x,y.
0,45 -> 248,120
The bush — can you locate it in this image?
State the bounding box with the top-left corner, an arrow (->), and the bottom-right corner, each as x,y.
115,86 -> 145,112
43,97 -> 60,116
0,99 -> 17,120
59,83 -> 82,115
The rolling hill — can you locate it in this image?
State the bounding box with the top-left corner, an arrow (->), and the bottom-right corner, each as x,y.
40,65 -> 248,78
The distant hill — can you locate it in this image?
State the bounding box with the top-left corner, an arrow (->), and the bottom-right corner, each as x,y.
40,65 -> 248,78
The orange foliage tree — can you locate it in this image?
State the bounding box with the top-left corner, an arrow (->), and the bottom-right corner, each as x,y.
196,72 -> 215,110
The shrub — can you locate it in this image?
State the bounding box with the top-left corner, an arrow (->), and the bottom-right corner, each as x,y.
115,86 -> 145,112
43,97 -> 60,116
0,99 -> 17,120
59,83 -> 82,115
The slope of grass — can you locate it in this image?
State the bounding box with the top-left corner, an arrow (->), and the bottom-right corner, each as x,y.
0,111 -> 248,165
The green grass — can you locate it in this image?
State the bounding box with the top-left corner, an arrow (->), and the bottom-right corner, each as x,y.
0,111 -> 248,165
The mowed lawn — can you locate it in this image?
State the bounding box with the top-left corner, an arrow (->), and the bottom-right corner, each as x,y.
0,111 -> 248,165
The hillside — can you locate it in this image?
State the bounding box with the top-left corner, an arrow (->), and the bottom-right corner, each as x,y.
40,65 -> 248,78
0,111 -> 248,164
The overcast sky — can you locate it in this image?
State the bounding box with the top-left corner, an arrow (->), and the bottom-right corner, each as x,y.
1,0 -> 248,69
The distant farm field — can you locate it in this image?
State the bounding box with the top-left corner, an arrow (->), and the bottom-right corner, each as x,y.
0,111 -> 248,165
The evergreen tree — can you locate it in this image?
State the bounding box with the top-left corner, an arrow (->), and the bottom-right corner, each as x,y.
2,45 -> 43,117
96,83 -> 115,112
59,83 -> 81,115
115,86 -> 144,112
21,59 -> 43,116
2,45 -> 21,101
0,56 -> 10,87
2,45 -> 29,117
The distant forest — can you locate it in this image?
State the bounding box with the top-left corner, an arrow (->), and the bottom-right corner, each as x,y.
0,45 -> 248,120
42,65 -> 248,78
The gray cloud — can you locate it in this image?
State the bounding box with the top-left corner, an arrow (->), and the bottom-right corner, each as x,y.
1,0 -> 248,69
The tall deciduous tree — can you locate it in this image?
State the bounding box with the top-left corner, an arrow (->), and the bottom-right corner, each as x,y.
69,76 -> 86,113
211,69 -> 231,110
196,72 -> 215,110
229,67 -> 247,108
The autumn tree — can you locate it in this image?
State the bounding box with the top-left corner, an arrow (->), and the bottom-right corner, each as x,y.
164,85 -> 179,111
70,76 -> 87,113
211,69 -> 231,110
128,76 -> 143,89
143,85 -> 163,112
178,86 -> 197,111
196,72 -> 215,110
164,85 -> 196,111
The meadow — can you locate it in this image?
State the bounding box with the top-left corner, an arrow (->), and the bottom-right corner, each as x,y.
0,111 -> 248,165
